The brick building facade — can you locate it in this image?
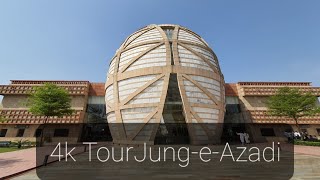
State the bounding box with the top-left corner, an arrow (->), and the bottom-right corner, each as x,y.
0,80 -> 319,144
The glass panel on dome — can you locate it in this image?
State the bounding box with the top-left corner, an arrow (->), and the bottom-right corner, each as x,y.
162,27 -> 173,40
155,73 -> 190,144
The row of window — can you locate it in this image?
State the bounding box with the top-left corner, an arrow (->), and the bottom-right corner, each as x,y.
0,128 -> 69,137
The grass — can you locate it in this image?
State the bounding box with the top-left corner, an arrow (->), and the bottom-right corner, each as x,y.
294,140 -> 320,147
0,147 -> 31,153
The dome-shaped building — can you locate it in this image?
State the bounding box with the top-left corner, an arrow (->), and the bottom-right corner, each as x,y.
105,24 -> 225,145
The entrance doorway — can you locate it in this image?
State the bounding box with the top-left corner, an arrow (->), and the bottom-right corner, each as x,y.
80,123 -> 112,142
154,74 -> 190,144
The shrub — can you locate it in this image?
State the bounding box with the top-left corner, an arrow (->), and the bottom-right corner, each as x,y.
294,140 -> 320,147
11,140 -> 36,148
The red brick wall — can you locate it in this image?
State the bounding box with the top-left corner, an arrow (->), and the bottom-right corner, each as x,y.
89,83 -> 105,96
225,83 -> 238,96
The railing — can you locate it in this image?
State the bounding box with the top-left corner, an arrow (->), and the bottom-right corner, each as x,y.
10,80 -> 89,85
238,82 -> 311,86
242,87 -> 320,96
0,85 -> 89,95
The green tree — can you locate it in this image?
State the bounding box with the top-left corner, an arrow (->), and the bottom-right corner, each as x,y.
27,83 -> 74,146
0,115 -> 5,122
267,87 -> 320,139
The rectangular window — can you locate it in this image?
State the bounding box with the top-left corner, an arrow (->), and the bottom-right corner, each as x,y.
16,129 -> 25,137
317,129 -> 320,136
34,129 -> 42,137
54,129 -> 69,137
163,28 -> 173,40
0,129 -> 7,137
260,128 -> 275,136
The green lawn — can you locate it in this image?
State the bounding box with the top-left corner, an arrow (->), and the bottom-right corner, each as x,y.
0,147 -> 30,153
294,140 -> 320,147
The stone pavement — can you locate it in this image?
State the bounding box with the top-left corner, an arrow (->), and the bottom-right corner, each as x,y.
0,143 -> 105,179
12,153 -> 320,180
0,147 -> 36,179
291,153 -> 320,179
2,144 -> 320,180
292,145 -> 320,156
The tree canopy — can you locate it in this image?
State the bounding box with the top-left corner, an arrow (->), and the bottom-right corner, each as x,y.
27,83 -> 74,117
267,87 -> 320,120
0,115 -> 5,122
267,85 -> 320,135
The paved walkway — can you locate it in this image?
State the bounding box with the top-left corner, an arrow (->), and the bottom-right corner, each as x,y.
292,145 -> 320,156
291,153 -> 320,179
1,144 -> 320,179
12,154 -> 320,180
0,148 -> 36,179
0,143 -> 109,179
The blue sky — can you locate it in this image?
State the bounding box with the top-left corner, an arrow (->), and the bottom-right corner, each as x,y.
0,0 -> 320,86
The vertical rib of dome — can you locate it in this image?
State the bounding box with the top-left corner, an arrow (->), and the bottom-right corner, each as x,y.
105,24 -> 225,145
